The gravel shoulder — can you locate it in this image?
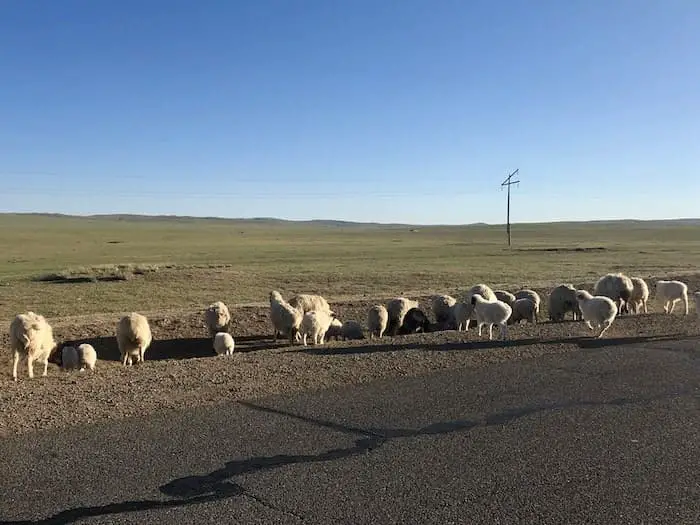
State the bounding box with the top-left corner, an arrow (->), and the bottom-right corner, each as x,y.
1,283 -> 699,438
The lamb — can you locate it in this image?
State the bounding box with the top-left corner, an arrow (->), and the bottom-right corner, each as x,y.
269,290 -> 303,344
575,290 -> 618,338
61,345 -> 80,371
9,311 -> 57,381
386,297 -> 419,336
593,273 -> 634,314
340,320 -> 365,340
213,332 -> 235,355
325,318 -> 344,341
508,298 -> 537,325
299,310 -> 335,345
431,294 -> 457,326
548,284 -> 582,322
514,289 -> 541,320
655,280 -> 689,315
628,277 -> 650,314
494,290 -> 516,307
470,295 -> 512,341
288,293 -> 332,314
461,284 -> 496,329
204,301 -> 231,337
694,292 -> 700,320
398,308 -> 431,335
367,305 -> 389,339
116,313 -> 153,367
77,343 -> 97,371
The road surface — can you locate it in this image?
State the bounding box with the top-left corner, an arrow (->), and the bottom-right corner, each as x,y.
1,338 -> 698,524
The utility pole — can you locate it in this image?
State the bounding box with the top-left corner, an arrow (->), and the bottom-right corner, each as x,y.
501,169 -> 520,247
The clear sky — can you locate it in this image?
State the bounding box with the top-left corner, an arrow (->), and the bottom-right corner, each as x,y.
1,0 -> 698,225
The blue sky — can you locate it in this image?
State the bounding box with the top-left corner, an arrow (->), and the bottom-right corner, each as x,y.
1,0 -> 698,224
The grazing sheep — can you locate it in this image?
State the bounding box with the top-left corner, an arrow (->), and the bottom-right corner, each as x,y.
575,290 -> 618,338
288,294 -> 331,314
461,284 -> 497,329
77,343 -> 97,371
61,345 -> 80,371
341,320 -> 365,340
116,313 -> 153,367
386,297 -> 419,336
398,308 -> 431,335
594,273 -> 634,314
452,302 -> 473,331
431,294 -> 457,325
213,332 -> 235,355
655,280 -> 689,315
548,284 -> 582,322
494,290 -> 516,307
367,305 -> 389,339
325,318 -> 344,341
299,310 -> 335,345
509,298 -> 537,325
514,289 -> 541,320
693,292 -> 700,320
9,312 -> 57,381
628,277 -> 650,314
470,295 -> 512,341
269,290 -> 303,344
204,301 -> 231,337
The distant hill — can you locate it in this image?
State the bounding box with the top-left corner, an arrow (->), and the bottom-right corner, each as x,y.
0,212 -> 698,229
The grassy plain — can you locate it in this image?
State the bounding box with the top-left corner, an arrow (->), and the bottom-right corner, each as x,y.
1,213 -> 699,320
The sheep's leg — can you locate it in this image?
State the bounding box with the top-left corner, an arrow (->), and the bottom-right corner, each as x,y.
273,329 -> 278,343
598,320 -> 612,338
682,295 -> 688,315
669,300 -> 676,314
42,358 -> 48,377
501,323 -> 508,341
585,320 -> 594,331
488,324 -> 493,341
643,300 -> 647,314
12,351 -> 19,381
302,334 -> 308,346
477,323 -> 483,337
121,353 -> 128,366
27,356 -> 34,379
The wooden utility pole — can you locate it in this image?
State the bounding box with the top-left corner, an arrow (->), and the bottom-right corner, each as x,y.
501,169 -> 520,247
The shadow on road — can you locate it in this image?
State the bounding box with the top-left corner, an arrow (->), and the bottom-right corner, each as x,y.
1,390 -> 686,525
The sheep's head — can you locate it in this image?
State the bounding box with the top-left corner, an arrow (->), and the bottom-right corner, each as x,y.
575,290 -> 592,302
269,290 -> 283,302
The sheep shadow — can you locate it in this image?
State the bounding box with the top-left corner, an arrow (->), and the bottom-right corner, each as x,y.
299,333 -> 693,357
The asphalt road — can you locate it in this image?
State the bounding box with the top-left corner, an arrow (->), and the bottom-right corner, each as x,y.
1,338 -> 698,524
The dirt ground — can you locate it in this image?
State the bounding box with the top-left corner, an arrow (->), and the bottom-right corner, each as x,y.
1,279 -> 699,438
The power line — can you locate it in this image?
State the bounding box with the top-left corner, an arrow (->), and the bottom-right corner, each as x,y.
500,169 -> 520,247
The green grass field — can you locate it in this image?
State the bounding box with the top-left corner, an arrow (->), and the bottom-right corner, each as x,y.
1,214 -> 699,320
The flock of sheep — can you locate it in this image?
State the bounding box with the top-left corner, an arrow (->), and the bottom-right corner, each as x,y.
7,273 -> 699,381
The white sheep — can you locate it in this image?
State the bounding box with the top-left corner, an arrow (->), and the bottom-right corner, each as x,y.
655,280 -> 689,315
548,284 -> 582,321
593,273 -> 634,314
451,302 -> 473,331
463,284 -> 496,303
9,311 -> 57,381
470,295 -> 512,341
288,293 -> 332,314
386,297 -> 419,336
494,290 -> 516,307
213,332 -> 235,355
431,294 -> 457,326
269,290 -> 303,344
575,290 -> 618,338
116,312 -> 153,367
367,305 -> 389,339
514,289 -> 541,320
204,301 -> 231,337
340,320 -> 365,340
509,298 -> 537,325
299,310 -> 335,345
62,345 -> 80,371
629,277 -> 650,314
77,343 -> 97,371
693,292 -> 700,320
325,318 -> 344,341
